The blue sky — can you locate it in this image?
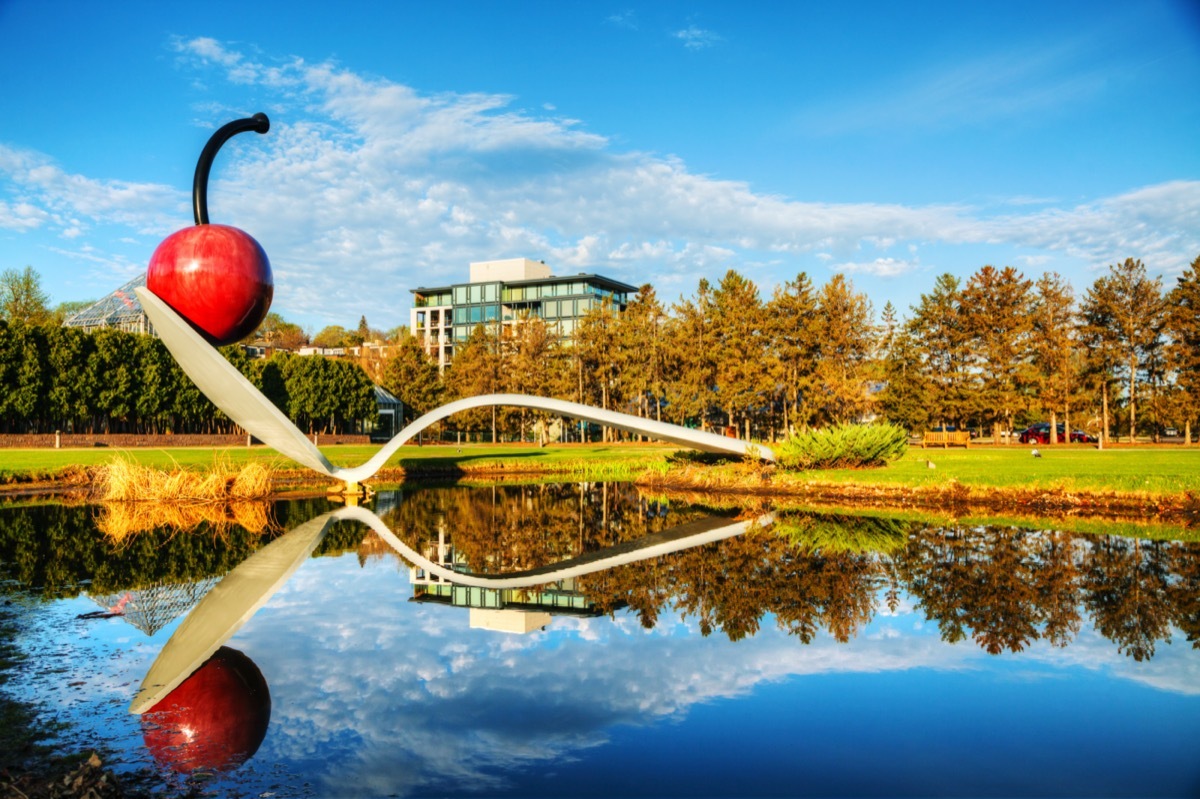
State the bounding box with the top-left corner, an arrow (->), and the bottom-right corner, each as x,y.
1,1 -> 1198,333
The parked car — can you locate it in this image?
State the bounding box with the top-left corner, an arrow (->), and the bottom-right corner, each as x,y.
1164,427 -> 1179,438
1017,423 -> 1094,444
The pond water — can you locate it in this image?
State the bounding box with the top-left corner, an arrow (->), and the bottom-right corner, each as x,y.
2,482 -> 1199,798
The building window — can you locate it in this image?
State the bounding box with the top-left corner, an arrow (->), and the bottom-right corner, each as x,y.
484,283 -> 498,302
484,304 -> 498,321
454,286 -> 468,304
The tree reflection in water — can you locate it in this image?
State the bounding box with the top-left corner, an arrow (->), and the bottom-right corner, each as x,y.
0,485 -> 1198,661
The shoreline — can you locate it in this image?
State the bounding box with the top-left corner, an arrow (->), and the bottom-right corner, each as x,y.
3,458 -> 1197,529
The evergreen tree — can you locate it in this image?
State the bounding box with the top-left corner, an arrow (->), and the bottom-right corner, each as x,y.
382,333 -> 443,428
444,324 -> 502,442
45,325 -> 95,433
663,280 -> 717,431
812,273 -> 875,426
503,316 -> 567,443
877,327 -> 932,432
767,273 -> 820,436
1079,258 -> 1165,441
1030,272 -> 1078,444
1165,254 -> 1200,444
960,265 -> 1035,441
575,300 -> 621,439
710,270 -> 769,438
908,273 -> 973,429
615,285 -> 668,423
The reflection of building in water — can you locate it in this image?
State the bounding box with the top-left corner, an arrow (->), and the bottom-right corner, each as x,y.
409,524 -> 603,633
89,577 -> 220,636
412,581 -> 602,633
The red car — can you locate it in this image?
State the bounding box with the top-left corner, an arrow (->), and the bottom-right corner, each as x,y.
1017,423 -> 1094,444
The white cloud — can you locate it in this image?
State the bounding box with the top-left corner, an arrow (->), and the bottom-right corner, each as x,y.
606,10 -> 638,30
673,25 -> 722,51
2,37 -> 1197,328
834,257 -> 920,277
0,143 -> 183,235
0,199 -> 48,231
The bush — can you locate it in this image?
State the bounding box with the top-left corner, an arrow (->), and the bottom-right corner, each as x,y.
776,423 -> 908,470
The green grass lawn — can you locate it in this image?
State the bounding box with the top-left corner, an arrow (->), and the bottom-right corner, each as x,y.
795,445 -> 1200,495
0,442 -> 676,481
3,441 -> 1199,496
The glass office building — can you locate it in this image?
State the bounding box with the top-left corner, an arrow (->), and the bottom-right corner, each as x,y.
410,258 -> 637,369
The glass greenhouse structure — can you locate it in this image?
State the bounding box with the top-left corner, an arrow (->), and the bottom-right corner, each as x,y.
62,273 -> 154,336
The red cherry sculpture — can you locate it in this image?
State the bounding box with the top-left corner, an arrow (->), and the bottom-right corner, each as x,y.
141,646 -> 271,774
146,113 -> 273,346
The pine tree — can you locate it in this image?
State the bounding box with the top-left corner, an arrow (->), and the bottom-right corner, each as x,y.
1079,258 -> 1165,442
663,281 -> 717,431
614,285 -> 668,424
908,273 -> 973,430
960,265 -> 1035,442
811,273 -> 875,426
1165,254 -> 1200,444
767,273 -> 819,436
710,270 -> 769,438
877,327 -> 932,433
503,316 -> 567,443
444,324 -> 502,442
1030,272 -> 1078,445
382,333 -> 443,429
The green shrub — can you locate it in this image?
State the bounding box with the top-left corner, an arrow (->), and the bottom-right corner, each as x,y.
776,423 -> 908,470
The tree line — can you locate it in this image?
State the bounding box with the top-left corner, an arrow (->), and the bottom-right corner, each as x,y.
0,322 -> 376,435
385,255 -> 1200,444
5,254 -> 1198,444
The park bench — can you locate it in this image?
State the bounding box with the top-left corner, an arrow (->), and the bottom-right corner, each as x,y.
922,430 -> 971,448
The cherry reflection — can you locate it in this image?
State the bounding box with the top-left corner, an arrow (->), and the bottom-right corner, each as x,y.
141,646 -> 270,774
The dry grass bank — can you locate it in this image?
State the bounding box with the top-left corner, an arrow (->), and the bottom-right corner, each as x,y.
92,457 -> 273,502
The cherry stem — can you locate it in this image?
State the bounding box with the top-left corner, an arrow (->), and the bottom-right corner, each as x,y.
192,113 -> 270,225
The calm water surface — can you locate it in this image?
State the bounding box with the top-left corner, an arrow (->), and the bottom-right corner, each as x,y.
2,483 -> 1198,798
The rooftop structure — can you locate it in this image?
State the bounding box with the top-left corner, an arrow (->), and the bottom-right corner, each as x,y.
63,274 -> 154,336
410,258 -> 638,369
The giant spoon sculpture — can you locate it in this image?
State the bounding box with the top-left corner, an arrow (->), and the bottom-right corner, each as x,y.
135,114 -> 775,486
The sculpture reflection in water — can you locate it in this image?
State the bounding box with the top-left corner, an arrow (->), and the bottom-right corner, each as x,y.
140,646 -> 270,774
2,495 -> 1197,666
129,503 -> 773,772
